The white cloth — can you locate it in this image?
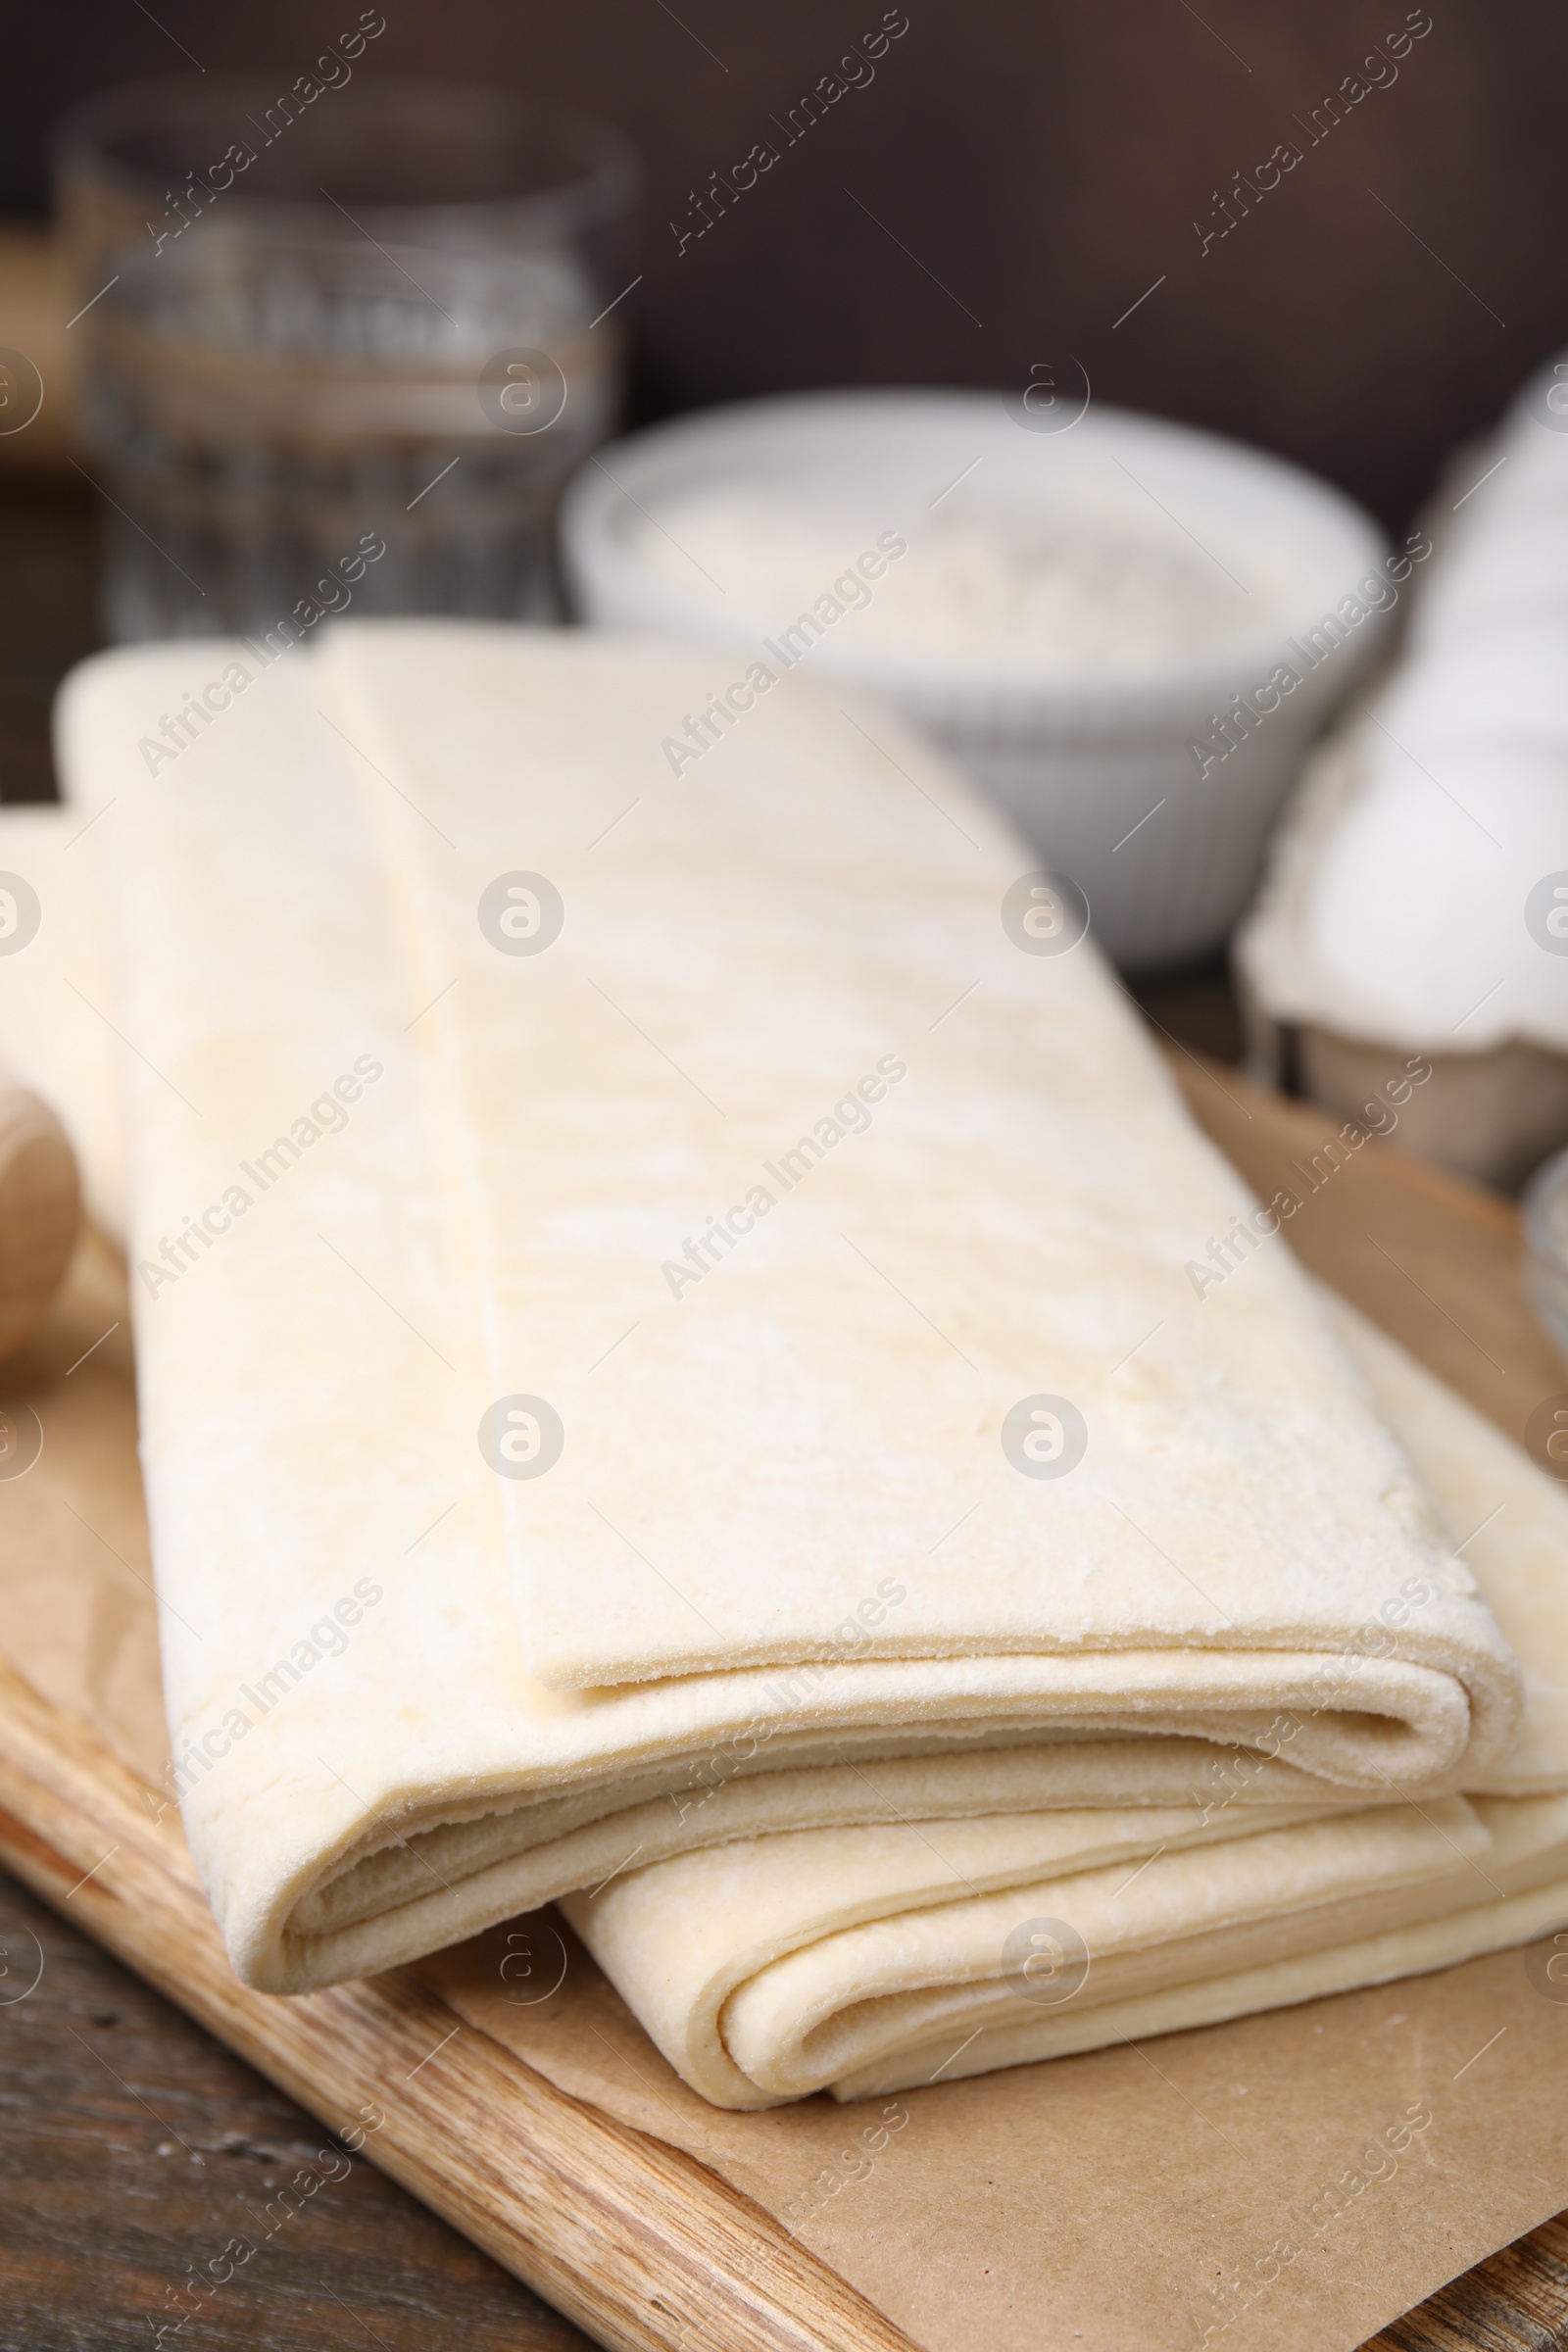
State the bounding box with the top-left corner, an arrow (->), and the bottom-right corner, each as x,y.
1238,353 -> 1568,1056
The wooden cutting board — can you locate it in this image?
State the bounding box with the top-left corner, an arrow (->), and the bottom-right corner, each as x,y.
1,1051 -> 1566,2352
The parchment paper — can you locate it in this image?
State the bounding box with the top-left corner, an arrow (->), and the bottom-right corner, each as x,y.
3,1137 -> 1567,2352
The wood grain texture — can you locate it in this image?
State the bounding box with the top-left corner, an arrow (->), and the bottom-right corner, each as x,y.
1164,1047 -> 1565,1450
0,1651 -> 918,2352
1364,2215 -> 1568,2352
0,1862 -> 596,2352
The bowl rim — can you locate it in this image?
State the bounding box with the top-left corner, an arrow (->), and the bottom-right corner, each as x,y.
561,387 -> 1394,726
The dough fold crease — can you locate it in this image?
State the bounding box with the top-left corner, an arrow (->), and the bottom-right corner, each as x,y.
47,624 -> 1531,2039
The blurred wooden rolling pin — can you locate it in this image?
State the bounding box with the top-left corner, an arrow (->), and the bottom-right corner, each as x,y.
0,1079 -> 82,1357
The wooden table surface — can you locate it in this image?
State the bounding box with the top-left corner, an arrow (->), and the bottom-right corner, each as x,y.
1,478 -> 1566,2352
0,1862 -> 596,2351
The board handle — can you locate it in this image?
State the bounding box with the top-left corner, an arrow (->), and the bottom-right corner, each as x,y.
0,1083 -> 82,1359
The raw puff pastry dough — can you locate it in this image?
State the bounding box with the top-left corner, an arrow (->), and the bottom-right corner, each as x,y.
565,1301 -> 1568,2103
52,623 -> 1521,2004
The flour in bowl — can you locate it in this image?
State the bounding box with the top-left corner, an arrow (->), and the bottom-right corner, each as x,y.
633,481 -> 1311,674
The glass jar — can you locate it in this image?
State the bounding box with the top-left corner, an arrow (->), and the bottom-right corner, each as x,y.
53,76 -> 639,641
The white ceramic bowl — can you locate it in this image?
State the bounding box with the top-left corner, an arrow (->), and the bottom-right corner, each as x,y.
562,390 -> 1392,970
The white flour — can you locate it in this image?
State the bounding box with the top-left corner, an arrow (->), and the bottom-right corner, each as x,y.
634,482 -> 1310,673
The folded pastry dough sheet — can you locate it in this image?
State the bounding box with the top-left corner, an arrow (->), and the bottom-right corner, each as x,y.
564,1301 -> 1568,2103
565,1792 -> 1568,2106
830,1814 -> 1568,2103
54,623 -> 1522,2000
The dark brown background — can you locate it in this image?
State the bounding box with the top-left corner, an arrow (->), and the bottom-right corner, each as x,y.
3,0 -> 1563,533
